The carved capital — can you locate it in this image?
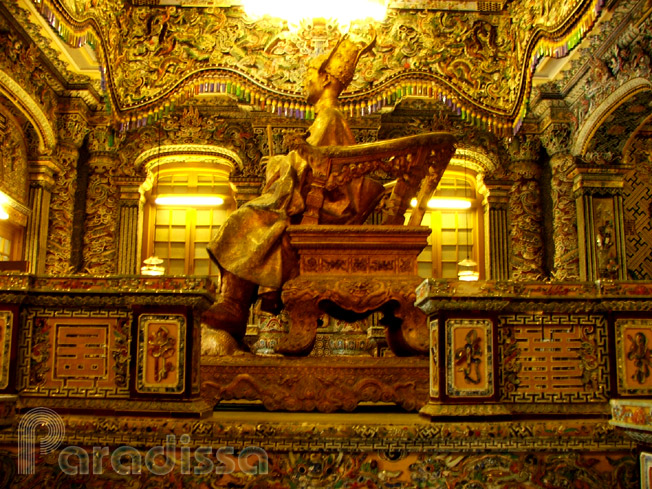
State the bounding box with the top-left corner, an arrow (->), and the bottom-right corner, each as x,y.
230,176 -> 264,207
57,113 -> 89,148
28,157 -> 59,190
87,125 -> 116,154
540,124 -> 573,157
480,179 -> 512,207
570,164 -> 631,198
504,134 -> 541,162
115,176 -> 144,203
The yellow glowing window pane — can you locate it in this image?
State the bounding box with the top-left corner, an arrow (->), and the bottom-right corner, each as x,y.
169,259 -> 185,275
169,243 -> 185,259
169,226 -> 186,242
171,210 -> 188,226
194,260 -> 210,275
441,246 -> 458,262
195,227 -> 212,243
442,263 -> 458,278
441,230 -> 457,245
441,212 -> 457,228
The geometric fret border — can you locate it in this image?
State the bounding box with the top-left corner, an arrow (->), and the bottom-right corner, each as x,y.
18,308 -> 131,398
0,310 -> 12,390
615,318 -> 652,396
136,314 -> 186,395
445,318 -> 494,398
499,313 -> 610,403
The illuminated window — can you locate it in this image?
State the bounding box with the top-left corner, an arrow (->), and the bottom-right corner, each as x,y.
143,171 -> 231,278
0,236 -> 10,261
409,171 -> 484,279
0,221 -> 23,262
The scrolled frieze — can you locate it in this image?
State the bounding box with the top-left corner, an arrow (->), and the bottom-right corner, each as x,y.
581,151 -> 620,166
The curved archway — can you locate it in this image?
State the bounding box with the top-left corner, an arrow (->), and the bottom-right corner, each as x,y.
0,70 -> 56,153
134,144 -> 244,174
573,77 -> 652,157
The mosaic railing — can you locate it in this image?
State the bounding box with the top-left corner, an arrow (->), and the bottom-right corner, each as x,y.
416,279 -> 652,417
0,274 -> 215,418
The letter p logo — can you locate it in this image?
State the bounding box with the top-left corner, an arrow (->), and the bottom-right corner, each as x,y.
18,407 -> 65,474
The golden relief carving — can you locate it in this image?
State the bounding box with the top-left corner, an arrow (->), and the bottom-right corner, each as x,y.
28,0 -> 599,131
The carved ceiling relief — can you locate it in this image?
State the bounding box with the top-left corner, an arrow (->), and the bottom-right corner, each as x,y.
0,109 -> 28,205
53,1 -> 594,123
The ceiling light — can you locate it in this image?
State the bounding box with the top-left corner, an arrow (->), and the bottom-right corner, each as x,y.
410,198 -> 472,209
155,195 -> 224,207
241,0 -> 387,25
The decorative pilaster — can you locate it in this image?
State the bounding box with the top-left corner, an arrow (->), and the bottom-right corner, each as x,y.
506,136 -> 545,281
481,178 -> 511,281
570,158 -> 630,281
116,177 -> 143,275
45,113 -> 89,275
25,156 -> 58,275
541,124 -> 579,281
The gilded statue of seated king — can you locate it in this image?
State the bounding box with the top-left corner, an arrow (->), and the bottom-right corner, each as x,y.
203,34 -> 385,345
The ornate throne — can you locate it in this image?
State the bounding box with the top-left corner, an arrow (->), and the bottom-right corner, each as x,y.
276,131 -> 457,356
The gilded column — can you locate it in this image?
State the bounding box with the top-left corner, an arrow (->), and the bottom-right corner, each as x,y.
506,136 -> 545,281
541,124 -> 580,281
570,158 -> 630,281
45,113 -> 89,275
25,156 -> 58,275
481,178 -> 511,281
82,126 -> 120,275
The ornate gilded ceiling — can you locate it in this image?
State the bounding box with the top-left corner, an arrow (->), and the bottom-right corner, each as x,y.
12,0 -> 603,134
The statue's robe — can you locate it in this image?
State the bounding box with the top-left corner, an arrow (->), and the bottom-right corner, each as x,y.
207,105 -> 383,290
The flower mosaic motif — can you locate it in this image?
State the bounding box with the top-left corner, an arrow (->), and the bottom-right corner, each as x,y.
454,328 -> 482,385
627,331 -> 652,384
147,325 -> 177,383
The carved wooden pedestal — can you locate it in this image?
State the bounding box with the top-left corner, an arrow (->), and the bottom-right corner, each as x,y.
201,355 -> 429,412
277,225 -> 431,356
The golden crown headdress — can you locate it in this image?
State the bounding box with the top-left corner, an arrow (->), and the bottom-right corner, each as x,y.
319,33 -> 376,88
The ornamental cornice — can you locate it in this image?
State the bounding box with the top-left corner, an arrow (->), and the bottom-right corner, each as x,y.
133,144 -> 244,172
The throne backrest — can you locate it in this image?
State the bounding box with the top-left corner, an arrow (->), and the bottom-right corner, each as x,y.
290,132 -> 457,226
